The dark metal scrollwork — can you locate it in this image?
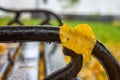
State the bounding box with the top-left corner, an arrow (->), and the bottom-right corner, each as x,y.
0,7 -> 62,26
44,47 -> 83,80
0,26 -> 119,80
0,7 -> 120,80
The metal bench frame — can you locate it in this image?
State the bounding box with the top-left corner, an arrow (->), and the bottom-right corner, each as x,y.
0,7 -> 120,80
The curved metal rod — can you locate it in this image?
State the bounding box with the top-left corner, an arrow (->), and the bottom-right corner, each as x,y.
39,12 -> 62,26
0,6 -> 60,13
7,13 -> 23,25
0,26 -> 60,42
0,26 -> 119,80
39,11 -> 62,63
92,41 -> 120,80
8,20 -> 23,25
0,7 -> 62,26
40,13 -> 51,25
44,47 -> 83,80
38,12 -> 62,76
0,7 -> 18,12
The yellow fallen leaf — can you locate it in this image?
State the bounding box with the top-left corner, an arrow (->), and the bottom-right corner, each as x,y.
59,23 -> 96,55
0,43 -> 6,56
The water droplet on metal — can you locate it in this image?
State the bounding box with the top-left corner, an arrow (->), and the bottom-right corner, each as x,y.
47,42 -> 51,45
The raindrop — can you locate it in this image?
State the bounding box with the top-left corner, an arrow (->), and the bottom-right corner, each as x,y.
47,42 -> 51,45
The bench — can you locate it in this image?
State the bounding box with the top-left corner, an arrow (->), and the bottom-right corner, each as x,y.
0,7 -> 120,80
0,7 -> 67,80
